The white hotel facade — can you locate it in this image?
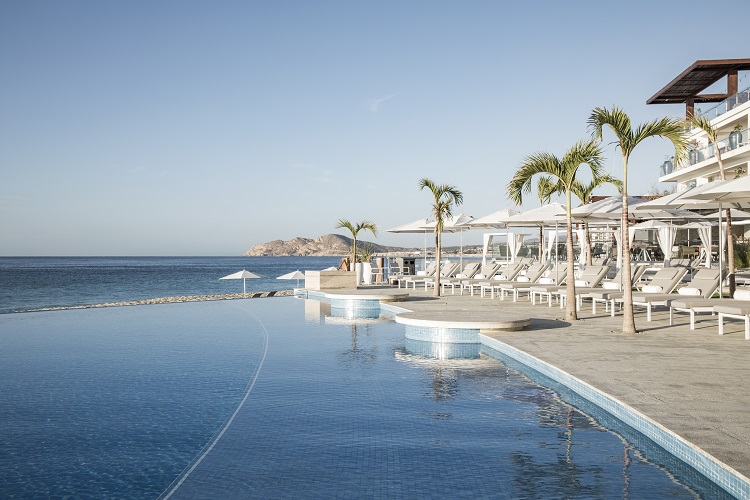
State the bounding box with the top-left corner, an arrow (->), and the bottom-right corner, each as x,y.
649,59 -> 750,190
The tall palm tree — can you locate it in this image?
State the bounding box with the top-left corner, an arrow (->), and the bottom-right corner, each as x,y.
536,176 -> 558,262
588,106 -> 687,334
419,178 -> 463,297
689,115 -> 736,296
571,173 -> 622,266
335,219 -> 378,271
508,140 -> 605,321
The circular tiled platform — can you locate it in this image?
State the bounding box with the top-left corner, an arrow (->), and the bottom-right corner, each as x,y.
322,289 -> 409,302
395,310 -> 530,333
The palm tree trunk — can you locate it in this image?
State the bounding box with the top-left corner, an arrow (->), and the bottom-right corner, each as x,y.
727,209 -> 735,296
621,193 -> 636,334
565,192 -> 577,321
434,232 -> 441,297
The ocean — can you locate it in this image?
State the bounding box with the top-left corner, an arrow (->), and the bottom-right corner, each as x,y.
0,256 -> 343,314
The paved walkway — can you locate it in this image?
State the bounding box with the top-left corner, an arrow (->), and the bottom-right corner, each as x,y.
385,286 -> 750,480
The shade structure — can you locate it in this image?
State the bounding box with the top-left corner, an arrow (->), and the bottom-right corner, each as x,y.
682,175 -> 750,207
277,270 -> 305,288
385,218 -> 432,233
219,269 -> 261,294
469,208 -> 520,228
504,202 -> 568,226
635,180 -> 732,210
386,217 -> 433,268
424,214 -> 475,267
572,196 -> 703,222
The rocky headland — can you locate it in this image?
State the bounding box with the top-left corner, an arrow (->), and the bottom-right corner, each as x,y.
243,233 -> 417,257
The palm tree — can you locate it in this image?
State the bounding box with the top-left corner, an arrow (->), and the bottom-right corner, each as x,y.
689,115 -> 736,296
588,106 -> 687,334
508,140 -> 605,321
571,173 -> 622,265
335,219 -> 378,271
536,176 -> 558,262
419,178 -> 463,297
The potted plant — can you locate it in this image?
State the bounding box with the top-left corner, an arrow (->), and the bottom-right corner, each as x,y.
688,140 -> 699,164
360,244 -> 375,285
728,123 -> 743,150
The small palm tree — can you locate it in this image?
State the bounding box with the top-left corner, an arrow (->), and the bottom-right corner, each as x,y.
419,178 -> 463,297
588,106 -> 687,334
689,115 -> 736,295
571,173 -> 622,266
508,140 -> 605,322
335,219 -> 378,270
536,176 -> 558,262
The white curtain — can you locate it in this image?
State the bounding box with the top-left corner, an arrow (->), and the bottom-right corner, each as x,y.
614,226 -> 637,267
656,225 -> 678,263
509,234 -> 525,262
575,229 -> 587,267
544,230 -> 557,263
697,225 -> 712,268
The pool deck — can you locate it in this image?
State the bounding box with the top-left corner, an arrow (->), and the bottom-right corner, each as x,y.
366,285 -> 750,482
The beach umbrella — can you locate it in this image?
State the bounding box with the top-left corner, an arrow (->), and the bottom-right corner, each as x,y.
469,208 -> 520,228
386,217 -> 434,269
571,196 -> 703,222
681,175 -> 750,207
219,269 -> 261,294
277,270 -> 305,288
423,213 -> 475,267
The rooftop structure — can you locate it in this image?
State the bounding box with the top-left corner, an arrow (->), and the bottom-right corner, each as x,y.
648,59 -> 750,188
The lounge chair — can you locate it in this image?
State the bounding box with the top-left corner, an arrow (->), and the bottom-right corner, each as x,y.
589,266 -> 688,318
664,270 -> 731,330
528,264 -> 569,306
459,263 -> 503,296
440,262 -> 481,294
715,293 -> 750,340
490,263 -> 551,301
398,262 -> 437,289
473,262 -> 527,298
423,262 -> 461,291
552,265 -> 611,310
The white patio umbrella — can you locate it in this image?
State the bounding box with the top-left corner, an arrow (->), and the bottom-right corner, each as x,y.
468,208 -> 520,228
386,217 -> 433,270
424,213 -> 475,267
572,196 -> 703,221
682,175 -> 750,206
277,270 -> 305,287
504,202 -> 569,272
220,270 -> 261,294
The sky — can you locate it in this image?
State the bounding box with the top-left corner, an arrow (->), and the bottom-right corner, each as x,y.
2,1 -> 749,256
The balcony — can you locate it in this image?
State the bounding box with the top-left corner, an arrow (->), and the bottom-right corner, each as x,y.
667,126 -> 750,174
695,85 -> 750,121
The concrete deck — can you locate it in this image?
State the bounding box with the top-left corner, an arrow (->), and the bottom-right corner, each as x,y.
383,286 -> 750,481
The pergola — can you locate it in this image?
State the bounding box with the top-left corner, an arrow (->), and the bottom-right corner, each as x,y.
646,58 -> 750,117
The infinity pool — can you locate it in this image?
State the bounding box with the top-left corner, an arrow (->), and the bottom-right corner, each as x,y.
0,297 -> 728,498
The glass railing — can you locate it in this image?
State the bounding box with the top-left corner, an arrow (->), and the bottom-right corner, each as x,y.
695,85 -> 750,121
666,126 -> 750,173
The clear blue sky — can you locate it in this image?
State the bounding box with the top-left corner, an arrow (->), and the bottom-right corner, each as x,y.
1,1 -> 747,255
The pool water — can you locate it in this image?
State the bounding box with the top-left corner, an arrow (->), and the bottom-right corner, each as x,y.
0,297 -> 727,498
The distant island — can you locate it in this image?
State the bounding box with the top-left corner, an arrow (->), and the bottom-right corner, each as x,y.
243,233 -> 483,257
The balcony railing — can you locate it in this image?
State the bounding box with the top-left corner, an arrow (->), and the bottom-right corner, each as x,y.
662,126 -> 750,174
695,85 -> 750,121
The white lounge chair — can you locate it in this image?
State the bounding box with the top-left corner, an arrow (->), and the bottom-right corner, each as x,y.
590,266 -> 688,318
490,263 -> 551,301
440,262 -> 481,294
